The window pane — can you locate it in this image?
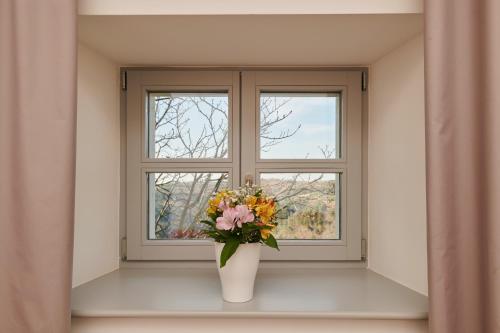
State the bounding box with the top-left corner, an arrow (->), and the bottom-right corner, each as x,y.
148,92 -> 229,159
259,92 -> 340,159
260,172 -> 340,240
148,172 -> 230,240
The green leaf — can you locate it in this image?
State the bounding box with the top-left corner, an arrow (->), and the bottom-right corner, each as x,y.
220,238 -> 240,268
264,234 -> 279,251
242,223 -> 260,232
200,219 -> 216,228
215,229 -> 232,238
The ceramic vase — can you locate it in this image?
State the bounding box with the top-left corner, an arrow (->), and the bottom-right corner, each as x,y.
214,242 -> 261,302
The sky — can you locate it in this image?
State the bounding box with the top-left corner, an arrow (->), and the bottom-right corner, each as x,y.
151,91 -> 340,160
260,92 -> 340,159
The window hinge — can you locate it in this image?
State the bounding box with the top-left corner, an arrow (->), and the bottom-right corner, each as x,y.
121,70 -> 127,91
121,237 -> 127,261
361,71 -> 368,92
361,238 -> 367,261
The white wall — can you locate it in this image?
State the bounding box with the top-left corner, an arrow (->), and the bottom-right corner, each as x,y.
367,34 -> 427,295
73,43 -> 120,287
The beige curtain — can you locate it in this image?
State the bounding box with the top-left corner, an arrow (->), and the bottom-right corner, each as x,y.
0,1 -> 77,332
425,0 -> 500,332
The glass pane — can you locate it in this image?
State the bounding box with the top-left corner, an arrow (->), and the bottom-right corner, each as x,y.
148,172 -> 230,240
259,92 -> 340,159
148,92 -> 229,159
260,172 -> 340,240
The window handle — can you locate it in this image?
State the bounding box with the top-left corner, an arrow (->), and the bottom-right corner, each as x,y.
244,174 -> 254,186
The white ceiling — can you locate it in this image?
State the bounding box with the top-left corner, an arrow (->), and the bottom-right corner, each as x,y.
79,14 -> 423,66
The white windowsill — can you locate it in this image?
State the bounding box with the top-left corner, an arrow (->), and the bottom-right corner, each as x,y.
71,267 -> 427,320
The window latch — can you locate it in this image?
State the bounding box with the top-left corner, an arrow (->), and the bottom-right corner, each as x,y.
244,174 -> 254,186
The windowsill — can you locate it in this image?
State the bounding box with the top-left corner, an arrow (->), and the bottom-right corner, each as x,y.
71,267 -> 428,320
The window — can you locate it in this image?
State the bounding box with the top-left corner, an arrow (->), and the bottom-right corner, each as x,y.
126,70 -> 362,260
147,92 -> 229,159
259,92 -> 341,160
148,172 -> 230,240
260,172 -> 340,240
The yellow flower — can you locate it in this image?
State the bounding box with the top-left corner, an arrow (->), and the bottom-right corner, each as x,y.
206,206 -> 217,215
255,200 -> 275,224
245,195 -> 258,208
207,191 -> 228,215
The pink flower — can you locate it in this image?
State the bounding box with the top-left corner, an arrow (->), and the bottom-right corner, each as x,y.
218,200 -> 228,210
215,205 -> 255,230
235,204 -> 254,227
216,207 -> 238,230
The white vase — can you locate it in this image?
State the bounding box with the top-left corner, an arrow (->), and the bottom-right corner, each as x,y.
214,242 -> 261,302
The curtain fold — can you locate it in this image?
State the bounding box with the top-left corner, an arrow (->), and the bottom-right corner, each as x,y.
0,1 -> 77,332
425,0 -> 500,332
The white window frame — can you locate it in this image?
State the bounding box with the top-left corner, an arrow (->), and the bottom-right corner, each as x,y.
241,71 -> 362,260
126,71 -> 240,260
125,70 -> 362,261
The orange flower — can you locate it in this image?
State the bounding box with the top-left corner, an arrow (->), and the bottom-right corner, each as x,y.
245,195 -> 258,208
260,228 -> 272,239
255,200 -> 275,224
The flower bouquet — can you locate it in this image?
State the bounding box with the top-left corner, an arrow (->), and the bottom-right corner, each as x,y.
200,185 -> 280,302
